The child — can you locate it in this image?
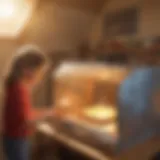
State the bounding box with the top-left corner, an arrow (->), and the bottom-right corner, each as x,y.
3,46 -> 52,160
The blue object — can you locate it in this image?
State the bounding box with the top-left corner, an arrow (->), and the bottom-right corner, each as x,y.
3,136 -> 30,160
118,67 -> 160,152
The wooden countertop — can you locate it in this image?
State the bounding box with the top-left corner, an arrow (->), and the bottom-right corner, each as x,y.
36,121 -> 160,160
36,122 -> 111,160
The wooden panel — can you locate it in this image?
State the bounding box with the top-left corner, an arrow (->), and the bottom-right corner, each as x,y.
54,0 -> 106,13
105,7 -> 138,37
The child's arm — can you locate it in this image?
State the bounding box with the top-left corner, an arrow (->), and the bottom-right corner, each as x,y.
16,87 -> 51,125
16,86 -> 53,127
31,108 -> 53,122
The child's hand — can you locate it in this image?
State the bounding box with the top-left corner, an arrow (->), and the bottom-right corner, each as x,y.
44,109 -> 53,117
32,108 -> 54,121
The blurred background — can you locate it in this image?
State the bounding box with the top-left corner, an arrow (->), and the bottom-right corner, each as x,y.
1,0 -> 160,159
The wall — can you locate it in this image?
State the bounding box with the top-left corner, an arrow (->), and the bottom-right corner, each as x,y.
140,0 -> 160,37
89,0 -> 160,48
23,1 -> 95,52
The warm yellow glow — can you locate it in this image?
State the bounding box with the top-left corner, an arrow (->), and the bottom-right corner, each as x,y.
102,123 -> 117,135
84,106 -> 117,120
0,0 -> 37,37
59,97 -> 71,107
0,2 -> 14,18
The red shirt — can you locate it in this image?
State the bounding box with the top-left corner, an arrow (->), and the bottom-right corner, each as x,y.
3,82 -> 31,138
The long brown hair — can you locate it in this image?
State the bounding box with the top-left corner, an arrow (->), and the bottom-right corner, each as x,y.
5,47 -> 46,87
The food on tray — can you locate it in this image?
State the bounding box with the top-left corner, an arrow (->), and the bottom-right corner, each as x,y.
84,105 -> 117,120
102,123 -> 117,135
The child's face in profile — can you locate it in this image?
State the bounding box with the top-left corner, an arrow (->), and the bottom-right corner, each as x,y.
24,66 -> 47,87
